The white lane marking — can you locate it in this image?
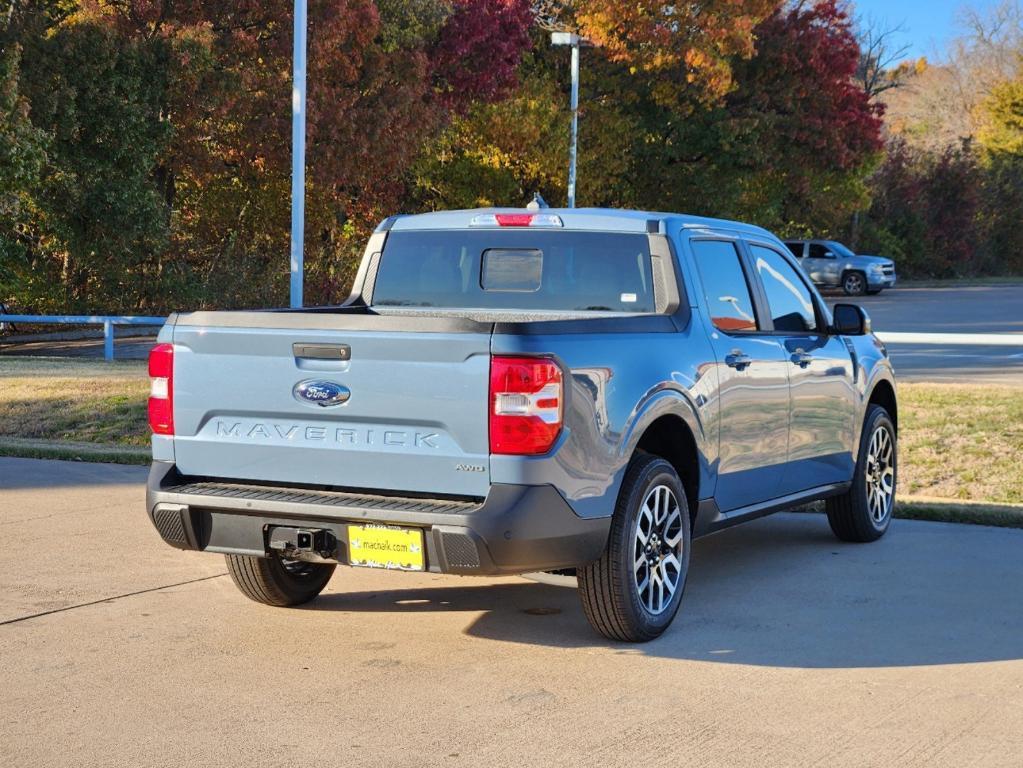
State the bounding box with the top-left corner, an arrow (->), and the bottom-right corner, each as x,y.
890,351 -> 1013,359
877,331 -> 1023,347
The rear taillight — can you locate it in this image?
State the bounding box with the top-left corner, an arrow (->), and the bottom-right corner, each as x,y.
489,356 -> 563,455
148,343 -> 174,436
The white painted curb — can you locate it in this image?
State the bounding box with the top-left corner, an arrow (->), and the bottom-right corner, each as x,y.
877,332 -> 1023,347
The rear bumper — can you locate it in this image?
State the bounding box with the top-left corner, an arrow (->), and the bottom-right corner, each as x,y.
145,463 -> 610,576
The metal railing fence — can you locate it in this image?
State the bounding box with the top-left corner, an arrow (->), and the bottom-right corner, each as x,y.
0,314 -> 166,361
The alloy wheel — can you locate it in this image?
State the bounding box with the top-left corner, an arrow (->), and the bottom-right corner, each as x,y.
844,273 -> 865,295
633,485 -> 685,615
865,425 -> 895,524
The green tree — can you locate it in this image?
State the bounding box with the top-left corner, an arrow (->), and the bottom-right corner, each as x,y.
8,15 -> 173,312
0,45 -> 47,306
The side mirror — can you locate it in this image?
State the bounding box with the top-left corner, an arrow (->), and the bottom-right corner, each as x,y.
823,251 -> 837,259
832,303 -> 872,336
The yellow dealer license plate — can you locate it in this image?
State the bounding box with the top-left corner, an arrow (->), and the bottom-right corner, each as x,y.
347,524 -> 425,571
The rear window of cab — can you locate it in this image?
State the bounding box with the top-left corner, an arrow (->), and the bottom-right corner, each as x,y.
372,230 -> 654,312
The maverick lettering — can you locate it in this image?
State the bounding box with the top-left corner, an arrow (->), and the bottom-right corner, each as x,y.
215,420 -> 439,449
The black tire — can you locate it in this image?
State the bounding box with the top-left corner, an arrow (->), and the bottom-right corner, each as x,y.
842,270 -> 867,296
578,454 -> 692,642
225,553 -> 336,607
826,405 -> 897,543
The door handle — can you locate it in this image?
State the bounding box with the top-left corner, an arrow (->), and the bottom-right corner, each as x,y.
791,351 -> 813,368
725,352 -> 753,371
293,343 -> 350,361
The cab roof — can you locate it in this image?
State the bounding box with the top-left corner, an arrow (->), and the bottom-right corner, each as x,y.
382,207 -> 776,239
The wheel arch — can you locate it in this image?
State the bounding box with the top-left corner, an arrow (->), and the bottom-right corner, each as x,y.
631,414 -> 701,528
867,378 -> 898,433
842,267 -> 867,281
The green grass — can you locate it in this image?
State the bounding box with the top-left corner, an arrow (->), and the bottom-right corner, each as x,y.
0,438 -> 149,464
899,382 -> 1023,505
1,358 -> 1021,508
894,498 -> 1023,529
0,357 -> 149,448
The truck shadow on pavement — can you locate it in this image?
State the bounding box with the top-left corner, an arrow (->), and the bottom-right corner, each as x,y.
308,513 -> 1023,669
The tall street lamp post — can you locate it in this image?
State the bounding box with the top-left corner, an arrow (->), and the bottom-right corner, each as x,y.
551,32 -> 581,208
290,0 -> 307,308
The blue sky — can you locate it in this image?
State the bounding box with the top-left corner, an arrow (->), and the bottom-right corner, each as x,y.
850,0 -> 1001,61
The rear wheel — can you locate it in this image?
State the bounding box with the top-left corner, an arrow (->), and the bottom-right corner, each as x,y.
842,270 -> 867,296
578,454 -> 691,642
226,552 -> 335,606
826,405 -> 897,542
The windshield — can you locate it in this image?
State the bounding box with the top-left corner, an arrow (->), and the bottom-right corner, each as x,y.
372,230 -> 655,312
827,241 -> 856,258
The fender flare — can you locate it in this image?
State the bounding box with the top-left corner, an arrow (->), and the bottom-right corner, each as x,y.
615,386 -> 713,501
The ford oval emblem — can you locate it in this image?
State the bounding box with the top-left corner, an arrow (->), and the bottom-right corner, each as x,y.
293,379 -> 351,408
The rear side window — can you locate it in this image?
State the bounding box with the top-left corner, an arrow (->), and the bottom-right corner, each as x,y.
750,245 -> 818,333
690,240 -> 758,333
785,242 -> 804,258
372,230 -> 654,312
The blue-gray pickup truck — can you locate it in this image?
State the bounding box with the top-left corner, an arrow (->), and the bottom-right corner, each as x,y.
146,208 -> 898,641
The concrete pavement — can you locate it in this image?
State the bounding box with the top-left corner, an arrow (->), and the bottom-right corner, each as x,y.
2,456 -> 1022,767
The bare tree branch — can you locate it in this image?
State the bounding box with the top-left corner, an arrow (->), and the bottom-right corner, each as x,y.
855,14 -> 914,100
532,0 -> 572,32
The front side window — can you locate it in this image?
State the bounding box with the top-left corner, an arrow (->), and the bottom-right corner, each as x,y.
827,241 -> 856,258
808,243 -> 832,259
691,240 -> 758,333
750,245 -> 818,333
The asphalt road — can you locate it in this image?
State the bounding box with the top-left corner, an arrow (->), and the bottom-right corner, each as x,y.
0,333 -> 158,360
828,285 -> 1023,383
2,285 -> 1022,381
3,456 -> 1022,767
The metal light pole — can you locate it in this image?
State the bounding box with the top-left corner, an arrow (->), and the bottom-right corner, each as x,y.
551,32 -> 581,208
290,0 -> 307,308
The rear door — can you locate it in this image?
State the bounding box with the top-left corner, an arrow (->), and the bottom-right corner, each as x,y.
745,243 -> 856,492
171,314 -> 492,497
689,238 -> 791,511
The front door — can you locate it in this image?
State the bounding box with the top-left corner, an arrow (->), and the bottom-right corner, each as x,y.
746,243 -> 857,493
689,239 -> 791,512
804,242 -> 841,286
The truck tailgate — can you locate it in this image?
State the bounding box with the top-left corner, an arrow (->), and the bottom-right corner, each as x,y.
170,316 -> 491,497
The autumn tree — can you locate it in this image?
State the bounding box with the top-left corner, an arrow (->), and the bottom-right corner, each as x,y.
1,0 -> 534,312
548,0 -> 778,105
416,0 -> 884,238
680,0 -> 884,231
976,60 -> 1023,275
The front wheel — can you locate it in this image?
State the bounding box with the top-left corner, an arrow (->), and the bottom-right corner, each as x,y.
826,405 -> 897,542
842,271 -> 867,296
226,552 -> 336,607
578,454 -> 692,642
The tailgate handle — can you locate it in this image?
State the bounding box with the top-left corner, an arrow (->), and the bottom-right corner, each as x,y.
293,343 -> 351,361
